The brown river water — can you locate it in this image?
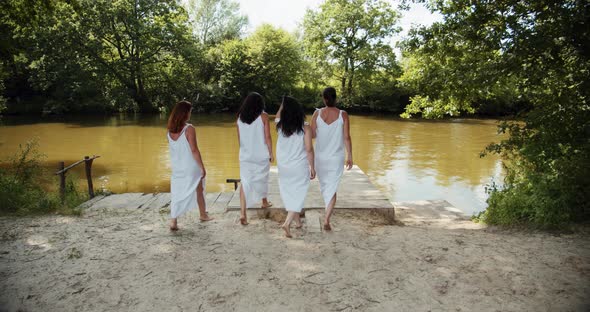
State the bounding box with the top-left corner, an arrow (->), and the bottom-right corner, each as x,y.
0,114 -> 504,215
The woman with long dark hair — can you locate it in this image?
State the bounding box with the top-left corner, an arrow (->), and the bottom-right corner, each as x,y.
237,92 -> 273,225
310,87 -> 353,231
167,100 -> 212,231
275,96 -> 316,238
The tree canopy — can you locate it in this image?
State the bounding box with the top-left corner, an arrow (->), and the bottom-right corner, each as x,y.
401,0 -> 590,227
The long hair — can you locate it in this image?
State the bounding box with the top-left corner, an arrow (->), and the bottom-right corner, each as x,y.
167,100 -> 192,133
238,92 -> 265,124
322,87 -> 337,107
277,96 -> 305,137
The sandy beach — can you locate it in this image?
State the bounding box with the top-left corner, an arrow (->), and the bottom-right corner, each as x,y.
1,204 -> 589,312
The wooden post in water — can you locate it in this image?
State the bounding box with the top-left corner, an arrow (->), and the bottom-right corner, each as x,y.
58,161 -> 66,203
84,156 -> 95,198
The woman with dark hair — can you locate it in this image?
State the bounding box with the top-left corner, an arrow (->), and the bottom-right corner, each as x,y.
237,92 -> 273,225
310,87 -> 353,231
275,96 -> 316,238
167,100 -> 212,231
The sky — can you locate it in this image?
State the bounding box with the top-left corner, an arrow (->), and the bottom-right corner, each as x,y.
235,0 -> 442,52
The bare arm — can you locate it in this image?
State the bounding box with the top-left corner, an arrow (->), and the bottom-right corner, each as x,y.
261,113 -> 273,162
342,111 -> 353,170
186,125 -> 206,177
304,125 -> 316,179
310,109 -> 319,138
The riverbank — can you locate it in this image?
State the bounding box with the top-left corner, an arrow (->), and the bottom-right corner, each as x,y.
1,205 -> 589,311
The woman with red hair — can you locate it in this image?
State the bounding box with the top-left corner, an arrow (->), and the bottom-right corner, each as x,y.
167,100 -> 212,231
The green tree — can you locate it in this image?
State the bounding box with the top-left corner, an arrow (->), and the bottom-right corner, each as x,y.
206,24 -> 302,108
402,0 -> 590,227
303,0 -> 400,105
63,0 -> 194,112
185,0 -> 248,46
1,0 -> 198,113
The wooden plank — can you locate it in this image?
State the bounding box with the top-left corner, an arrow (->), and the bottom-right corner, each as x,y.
226,165 -> 395,214
143,193 -> 171,210
304,210 -> 322,233
88,193 -> 145,210
76,195 -> 106,210
205,192 -> 221,209
209,192 -> 233,214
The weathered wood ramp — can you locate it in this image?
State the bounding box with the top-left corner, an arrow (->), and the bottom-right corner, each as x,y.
78,166 -> 395,223
226,166 -> 395,220
78,192 -> 233,215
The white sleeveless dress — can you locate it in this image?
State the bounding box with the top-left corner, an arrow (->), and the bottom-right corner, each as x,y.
167,124 -> 205,218
315,109 -> 345,207
238,115 -> 270,208
276,126 -> 310,213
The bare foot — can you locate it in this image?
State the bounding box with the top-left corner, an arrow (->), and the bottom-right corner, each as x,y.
281,224 -> 292,238
295,222 -> 303,229
170,225 -> 179,231
261,202 -> 273,209
200,215 -> 213,222
240,216 -> 249,225
323,223 -> 332,231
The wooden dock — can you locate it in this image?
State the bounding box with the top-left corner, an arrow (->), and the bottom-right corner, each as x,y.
78,165 -> 395,223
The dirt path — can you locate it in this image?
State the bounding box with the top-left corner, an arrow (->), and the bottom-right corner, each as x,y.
1,206 -> 589,312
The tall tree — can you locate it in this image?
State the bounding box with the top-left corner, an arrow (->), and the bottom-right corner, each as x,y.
402,0 -> 590,226
303,0 -> 400,105
207,24 -> 302,107
186,0 -> 247,46
60,0 -> 193,112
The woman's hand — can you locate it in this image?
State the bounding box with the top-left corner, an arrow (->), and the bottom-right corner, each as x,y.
346,158 -> 353,170
269,155 -> 274,163
310,167 -> 316,180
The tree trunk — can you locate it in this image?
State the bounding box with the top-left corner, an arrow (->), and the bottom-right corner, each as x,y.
347,62 -> 355,104
341,58 -> 349,105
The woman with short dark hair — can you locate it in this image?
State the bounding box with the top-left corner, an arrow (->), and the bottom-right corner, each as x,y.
167,100 -> 212,231
275,96 -> 316,238
237,92 -> 273,225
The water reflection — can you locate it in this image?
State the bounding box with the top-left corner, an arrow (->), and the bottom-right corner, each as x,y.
0,114 -> 503,214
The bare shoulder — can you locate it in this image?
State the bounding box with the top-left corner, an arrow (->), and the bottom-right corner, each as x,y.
304,124 -> 312,132
312,109 -> 320,118
260,112 -> 269,121
185,124 -> 196,135
341,110 -> 349,120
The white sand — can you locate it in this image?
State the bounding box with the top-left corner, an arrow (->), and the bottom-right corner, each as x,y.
1,205 -> 589,312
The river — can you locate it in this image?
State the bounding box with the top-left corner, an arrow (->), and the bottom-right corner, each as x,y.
0,114 -> 504,215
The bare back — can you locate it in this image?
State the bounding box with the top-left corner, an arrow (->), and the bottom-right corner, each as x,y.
318,107 -> 341,125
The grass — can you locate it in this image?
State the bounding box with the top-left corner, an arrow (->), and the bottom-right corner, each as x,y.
0,139 -> 87,216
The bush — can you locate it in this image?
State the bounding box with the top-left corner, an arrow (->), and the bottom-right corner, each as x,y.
0,140 -> 85,215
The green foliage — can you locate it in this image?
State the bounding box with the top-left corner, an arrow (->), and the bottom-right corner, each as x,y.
0,140 -> 85,215
185,0 -> 247,46
303,0 -> 402,106
404,0 -> 590,227
205,24 -> 302,109
1,0 -> 410,113
1,0 -> 199,113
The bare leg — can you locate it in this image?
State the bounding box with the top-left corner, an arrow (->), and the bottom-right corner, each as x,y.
281,212 -> 296,238
239,185 -> 248,225
324,193 -> 337,231
197,181 -> 212,221
294,213 -> 303,229
170,218 -> 178,231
